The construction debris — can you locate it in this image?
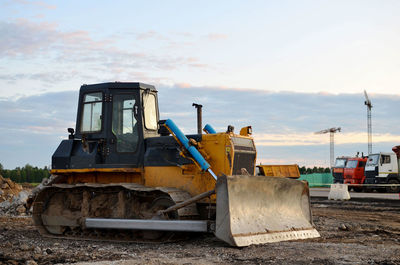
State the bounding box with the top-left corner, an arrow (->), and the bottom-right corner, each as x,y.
0,175 -> 30,216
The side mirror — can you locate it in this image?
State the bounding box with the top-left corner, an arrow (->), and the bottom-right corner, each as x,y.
68,128 -> 75,139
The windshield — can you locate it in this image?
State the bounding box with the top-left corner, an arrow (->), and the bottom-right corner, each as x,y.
334,159 -> 346,168
143,93 -> 157,130
366,154 -> 379,166
346,160 -> 358,168
81,92 -> 103,133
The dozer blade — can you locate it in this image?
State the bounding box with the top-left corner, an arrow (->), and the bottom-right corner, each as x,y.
215,175 -> 320,247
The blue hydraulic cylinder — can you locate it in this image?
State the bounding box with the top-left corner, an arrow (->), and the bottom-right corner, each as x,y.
203,124 -> 217,134
165,119 -> 211,172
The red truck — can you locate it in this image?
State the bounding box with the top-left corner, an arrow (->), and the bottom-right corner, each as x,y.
332,157 -> 350,183
343,157 -> 367,192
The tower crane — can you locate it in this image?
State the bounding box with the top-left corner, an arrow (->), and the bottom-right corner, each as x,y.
315,127 -> 341,169
364,90 -> 373,154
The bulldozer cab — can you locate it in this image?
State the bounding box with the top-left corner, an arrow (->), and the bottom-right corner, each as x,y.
52,82 -> 160,169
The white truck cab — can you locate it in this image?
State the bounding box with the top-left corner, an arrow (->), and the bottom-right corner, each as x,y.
364,152 -> 400,192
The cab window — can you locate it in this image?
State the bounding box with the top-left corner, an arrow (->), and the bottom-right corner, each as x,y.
81,92 -> 103,133
112,94 -> 139,152
143,93 -> 157,130
345,160 -> 358,168
381,155 -> 391,164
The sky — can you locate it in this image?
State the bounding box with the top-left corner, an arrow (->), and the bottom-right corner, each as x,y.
0,0 -> 399,169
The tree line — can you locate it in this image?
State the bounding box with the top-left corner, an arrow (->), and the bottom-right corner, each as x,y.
0,163 -> 50,183
299,166 -> 331,174
0,162 -> 331,183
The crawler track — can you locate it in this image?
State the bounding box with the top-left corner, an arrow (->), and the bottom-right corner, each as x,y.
32,183 -> 200,242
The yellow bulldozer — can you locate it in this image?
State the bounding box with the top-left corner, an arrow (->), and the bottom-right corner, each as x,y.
32,82 -> 319,247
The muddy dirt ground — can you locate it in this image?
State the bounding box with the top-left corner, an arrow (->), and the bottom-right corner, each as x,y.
1,197 -> 399,265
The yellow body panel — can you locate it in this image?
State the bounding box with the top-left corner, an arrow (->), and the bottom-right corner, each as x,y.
51,168 -> 144,185
51,168 -> 141,174
52,133 -> 255,203
257,164 -> 300,179
144,133 -> 246,203
197,133 -> 235,176
144,165 -> 216,202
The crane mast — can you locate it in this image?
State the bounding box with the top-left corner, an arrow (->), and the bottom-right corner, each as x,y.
315,127 -> 341,169
364,90 -> 372,155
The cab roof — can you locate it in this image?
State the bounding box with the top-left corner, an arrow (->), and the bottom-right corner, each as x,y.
80,82 -> 157,92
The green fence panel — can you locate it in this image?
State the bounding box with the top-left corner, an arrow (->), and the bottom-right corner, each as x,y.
299,173 -> 333,187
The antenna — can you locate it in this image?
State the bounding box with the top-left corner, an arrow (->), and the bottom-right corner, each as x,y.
315,127 -> 341,169
364,90 -> 372,154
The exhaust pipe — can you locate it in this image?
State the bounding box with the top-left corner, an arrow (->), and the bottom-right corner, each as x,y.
192,103 -> 202,134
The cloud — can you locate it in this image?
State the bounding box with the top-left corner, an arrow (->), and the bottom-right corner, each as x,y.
5,0 -> 56,10
0,20 -> 56,56
205,33 -> 228,41
0,19 -> 231,93
0,19 -> 209,73
0,71 -> 91,84
0,85 -> 399,169
159,84 -> 400,135
254,132 -> 400,146
136,31 -> 169,41
0,90 -> 78,168
0,90 -> 77,134
0,20 -> 217,98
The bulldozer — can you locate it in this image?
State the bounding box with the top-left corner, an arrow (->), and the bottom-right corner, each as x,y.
32,82 -> 319,247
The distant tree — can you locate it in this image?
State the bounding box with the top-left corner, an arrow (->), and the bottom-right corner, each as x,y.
25,164 -> 33,182
297,166 -> 332,175
0,163 -> 3,175
14,167 -> 22,182
0,164 -> 50,183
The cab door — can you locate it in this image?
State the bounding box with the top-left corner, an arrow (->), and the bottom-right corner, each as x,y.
355,160 -> 364,180
379,154 -> 392,177
105,91 -> 142,166
390,154 -> 398,174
